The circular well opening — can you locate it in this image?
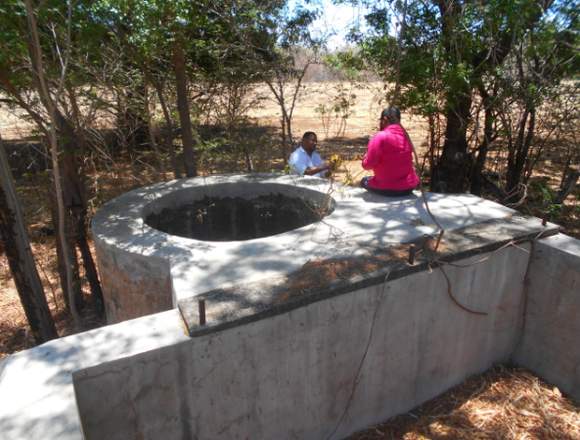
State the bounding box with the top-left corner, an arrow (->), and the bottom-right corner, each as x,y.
145,189 -> 333,241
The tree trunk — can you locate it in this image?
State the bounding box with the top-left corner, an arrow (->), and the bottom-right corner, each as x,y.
392,0 -> 408,104
64,92 -> 108,315
267,78 -> 293,163
506,107 -> 535,193
431,93 -> 472,193
115,84 -> 148,154
556,170 -> 579,204
427,113 -> 437,173
25,0 -> 81,325
0,135 -> 57,343
76,230 -> 103,314
173,40 -> 197,177
50,193 -> 82,312
470,89 -> 494,195
153,80 -> 181,179
51,113 -> 94,313
54,100 -> 106,314
430,2 -> 472,193
244,148 -> 254,172
284,112 -> 293,150
143,82 -> 166,179
280,114 -> 288,162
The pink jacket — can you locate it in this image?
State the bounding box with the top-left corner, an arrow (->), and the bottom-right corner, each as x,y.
362,124 -> 420,191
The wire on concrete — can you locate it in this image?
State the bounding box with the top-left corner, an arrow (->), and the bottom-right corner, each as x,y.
404,128 -> 446,252
436,264 -> 489,316
324,270 -> 391,440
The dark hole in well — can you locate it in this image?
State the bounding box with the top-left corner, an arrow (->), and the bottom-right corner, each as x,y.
146,194 -> 331,241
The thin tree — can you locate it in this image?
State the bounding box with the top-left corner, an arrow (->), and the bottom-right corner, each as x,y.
263,8 -> 320,161
172,37 -> 197,178
266,52 -> 313,161
24,0 -> 81,325
0,133 -> 57,342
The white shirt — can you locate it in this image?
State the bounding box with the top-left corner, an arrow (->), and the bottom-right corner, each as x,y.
289,146 -> 326,177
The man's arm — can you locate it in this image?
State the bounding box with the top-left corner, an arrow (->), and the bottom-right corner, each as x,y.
303,164 -> 329,176
305,152 -> 329,176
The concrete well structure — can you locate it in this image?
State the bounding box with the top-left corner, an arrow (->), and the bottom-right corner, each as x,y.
1,174 -> 579,440
92,173 -> 525,323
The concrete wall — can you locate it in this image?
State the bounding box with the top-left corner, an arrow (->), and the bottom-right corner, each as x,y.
73,245 -> 530,440
92,176 -> 341,324
0,310 -> 189,440
513,234 -> 580,402
94,241 -> 173,323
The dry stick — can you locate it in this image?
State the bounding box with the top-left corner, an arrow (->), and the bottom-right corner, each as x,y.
432,227 -> 552,314
442,240 -> 518,268
33,252 -> 60,310
25,0 -> 80,325
505,183 -> 528,208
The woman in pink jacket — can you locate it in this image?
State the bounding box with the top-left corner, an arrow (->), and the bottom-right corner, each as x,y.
361,107 -> 420,196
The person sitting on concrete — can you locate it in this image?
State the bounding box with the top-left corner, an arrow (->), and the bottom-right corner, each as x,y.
289,131 -> 330,178
361,107 -> 420,196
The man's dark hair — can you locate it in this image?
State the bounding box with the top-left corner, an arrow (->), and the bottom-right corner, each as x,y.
302,131 -> 317,140
381,107 -> 401,123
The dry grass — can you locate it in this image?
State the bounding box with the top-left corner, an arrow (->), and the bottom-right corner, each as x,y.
349,366 -> 580,440
0,235 -> 106,360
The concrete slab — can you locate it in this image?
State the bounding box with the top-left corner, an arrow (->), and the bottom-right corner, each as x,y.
1,172 -> 570,440
178,215 -> 558,337
92,174 -> 520,323
0,223 -> 567,440
0,311 -> 187,440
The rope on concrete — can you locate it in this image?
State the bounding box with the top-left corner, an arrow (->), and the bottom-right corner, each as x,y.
431,228 -> 552,316
436,264 -> 489,316
405,127 -> 446,251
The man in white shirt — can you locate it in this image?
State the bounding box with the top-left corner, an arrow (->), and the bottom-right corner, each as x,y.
288,131 -> 330,177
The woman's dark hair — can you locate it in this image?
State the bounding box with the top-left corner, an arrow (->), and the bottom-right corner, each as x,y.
380,107 -> 401,123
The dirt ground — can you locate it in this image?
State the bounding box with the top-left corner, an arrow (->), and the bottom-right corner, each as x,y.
1,81 -> 578,436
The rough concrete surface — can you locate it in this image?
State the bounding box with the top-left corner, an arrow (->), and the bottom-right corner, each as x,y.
0,311 -> 187,440
95,245 -> 173,323
513,234 -> 580,401
179,216 -> 557,337
92,174 -> 518,323
73,245 -> 531,440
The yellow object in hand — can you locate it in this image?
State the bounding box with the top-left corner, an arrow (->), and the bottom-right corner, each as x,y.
328,154 -> 343,172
